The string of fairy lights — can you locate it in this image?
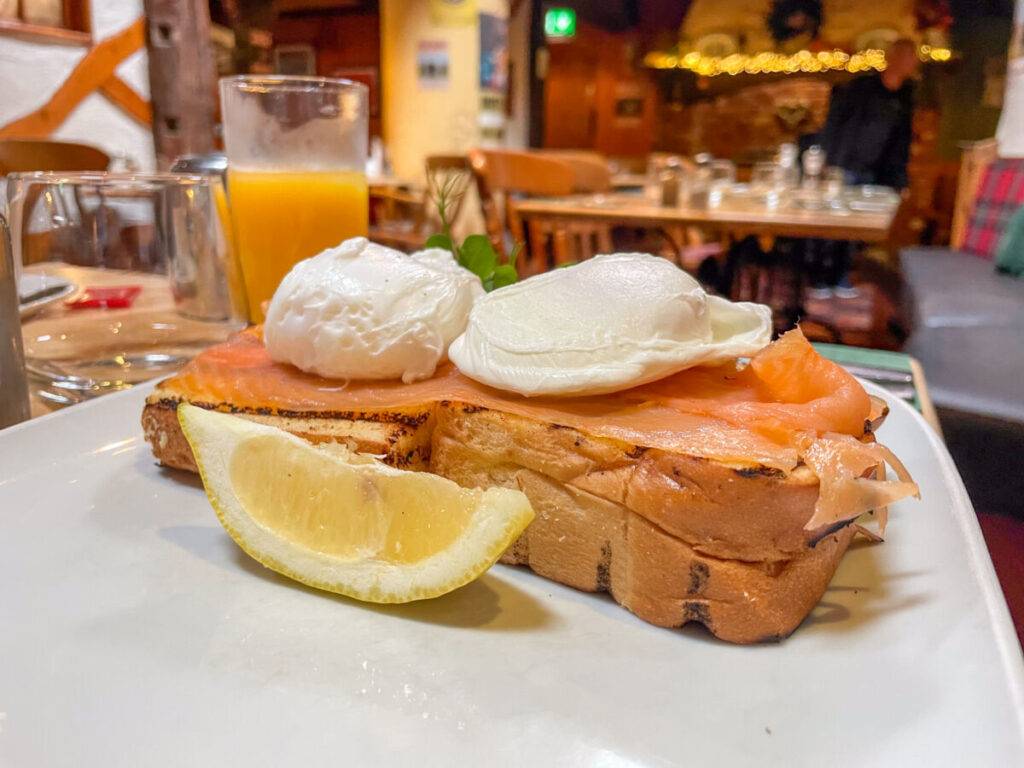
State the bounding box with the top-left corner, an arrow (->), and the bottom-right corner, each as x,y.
643,45 -> 954,77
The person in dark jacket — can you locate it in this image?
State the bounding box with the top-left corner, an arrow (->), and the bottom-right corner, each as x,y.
807,38 -> 919,298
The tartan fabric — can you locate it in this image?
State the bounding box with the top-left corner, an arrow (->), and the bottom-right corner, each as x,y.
962,158 -> 1024,259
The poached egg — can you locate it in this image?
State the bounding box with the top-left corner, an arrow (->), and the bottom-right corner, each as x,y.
448,252 -> 772,397
264,238 -> 483,382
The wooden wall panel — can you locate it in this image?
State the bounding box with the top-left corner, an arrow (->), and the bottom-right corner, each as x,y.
542,38 -> 597,149
593,42 -> 654,157
542,22 -> 654,157
272,13 -> 381,136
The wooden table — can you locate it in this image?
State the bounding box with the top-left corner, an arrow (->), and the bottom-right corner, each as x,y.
20,264 -> 240,418
367,174 -> 415,190
515,193 -> 898,244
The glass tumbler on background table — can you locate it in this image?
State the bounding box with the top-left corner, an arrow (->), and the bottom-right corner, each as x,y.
705,159 -> 737,207
750,162 -> 785,209
823,167 -> 846,207
5,172 -> 248,409
220,75 -> 370,322
688,159 -> 736,209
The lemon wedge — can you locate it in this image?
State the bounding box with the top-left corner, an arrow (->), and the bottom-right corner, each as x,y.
177,404 -> 534,603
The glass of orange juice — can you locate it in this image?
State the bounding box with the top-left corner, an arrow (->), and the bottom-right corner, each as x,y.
219,75 -> 369,322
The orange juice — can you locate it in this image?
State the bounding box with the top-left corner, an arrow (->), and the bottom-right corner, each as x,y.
227,169 -> 368,322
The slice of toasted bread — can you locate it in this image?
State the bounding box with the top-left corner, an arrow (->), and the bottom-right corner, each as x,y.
431,401 -> 856,644
143,383 -> 873,643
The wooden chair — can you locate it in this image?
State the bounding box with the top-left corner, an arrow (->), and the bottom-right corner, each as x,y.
951,138 -> 999,249
468,148 -> 576,260
511,206 -> 614,275
0,139 -> 109,175
369,155 -> 473,252
2,140 -> 111,267
537,150 -> 612,192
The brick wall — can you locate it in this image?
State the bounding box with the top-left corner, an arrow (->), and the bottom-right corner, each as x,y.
655,77 -> 832,158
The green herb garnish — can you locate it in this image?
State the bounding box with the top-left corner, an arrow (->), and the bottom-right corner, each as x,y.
425,169 -> 520,291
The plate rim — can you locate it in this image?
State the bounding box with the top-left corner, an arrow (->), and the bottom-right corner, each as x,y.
878,380 -> 1024,732
17,273 -> 77,319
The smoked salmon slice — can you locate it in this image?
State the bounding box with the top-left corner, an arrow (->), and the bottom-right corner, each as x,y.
164,326 -> 917,532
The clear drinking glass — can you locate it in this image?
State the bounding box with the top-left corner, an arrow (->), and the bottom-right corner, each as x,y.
777,142 -> 800,187
823,166 -> 845,205
5,172 -> 247,407
706,160 -> 736,207
750,162 -> 784,209
219,75 -> 369,322
688,165 -> 712,209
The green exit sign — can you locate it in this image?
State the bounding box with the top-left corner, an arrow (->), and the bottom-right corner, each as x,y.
544,7 -> 576,39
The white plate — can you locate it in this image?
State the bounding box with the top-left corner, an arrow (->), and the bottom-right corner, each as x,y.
17,273 -> 76,318
1,383 -> 1022,766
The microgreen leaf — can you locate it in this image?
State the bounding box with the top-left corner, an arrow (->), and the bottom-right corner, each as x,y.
424,233 -> 453,251
491,264 -> 518,289
459,234 -> 499,279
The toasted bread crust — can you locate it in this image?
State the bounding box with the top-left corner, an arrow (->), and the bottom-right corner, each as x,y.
501,472 -> 854,644
142,395 -> 433,473
142,381 -> 869,643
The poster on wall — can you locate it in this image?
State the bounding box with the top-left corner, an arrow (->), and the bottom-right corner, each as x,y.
997,0 -> 1024,156
479,13 -> 508,93
479,13 -> 508,144
417,40 -> 450,91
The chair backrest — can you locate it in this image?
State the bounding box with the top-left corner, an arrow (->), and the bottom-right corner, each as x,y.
511,205 -> 614,276
426,154 -> 472,174
0,139 -> 109,175
537,150 -> 613,192
468,148 -> 575,255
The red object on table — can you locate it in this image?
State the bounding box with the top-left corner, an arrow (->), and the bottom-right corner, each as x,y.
66,285 -> 142,309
